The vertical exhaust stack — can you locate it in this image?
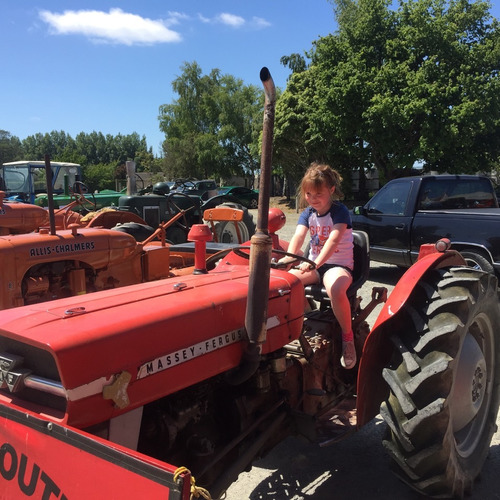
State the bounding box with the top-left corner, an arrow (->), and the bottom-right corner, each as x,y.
227,67 -> 276,386
44,155 -> 56,236
126,161 -> 137,195
245,67 -> 276,345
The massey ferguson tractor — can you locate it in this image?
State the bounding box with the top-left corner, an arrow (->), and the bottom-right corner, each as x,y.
0,68 -> 498,500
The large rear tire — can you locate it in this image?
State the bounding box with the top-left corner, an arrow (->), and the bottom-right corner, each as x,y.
380,267 -> 500,498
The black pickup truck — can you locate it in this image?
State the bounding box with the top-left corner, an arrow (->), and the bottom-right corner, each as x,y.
351,175 -> 500,276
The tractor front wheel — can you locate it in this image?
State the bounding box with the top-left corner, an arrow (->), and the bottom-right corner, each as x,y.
380,267 -> 500,498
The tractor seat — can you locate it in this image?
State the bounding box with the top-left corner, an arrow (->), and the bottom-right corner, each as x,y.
304,230 -> 370,303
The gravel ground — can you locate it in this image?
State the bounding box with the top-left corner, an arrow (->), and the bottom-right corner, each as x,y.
224,207 -> 500,500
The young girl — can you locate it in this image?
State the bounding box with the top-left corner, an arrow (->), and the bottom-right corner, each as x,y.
280,163 -> 355,369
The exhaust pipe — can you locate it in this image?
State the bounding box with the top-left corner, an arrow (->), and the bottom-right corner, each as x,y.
245,67 -> 275,345
227,67 -> 276,385
44,155 -> 56,236
126,161 -> 137,195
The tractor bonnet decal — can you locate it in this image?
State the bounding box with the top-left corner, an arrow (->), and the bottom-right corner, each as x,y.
137,329 -> 245,379
29,241 -> 96,257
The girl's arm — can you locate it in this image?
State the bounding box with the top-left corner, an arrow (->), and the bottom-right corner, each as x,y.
278,224 -> 308,264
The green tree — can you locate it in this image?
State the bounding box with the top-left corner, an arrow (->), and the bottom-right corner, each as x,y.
280,53 -> 308,75
216,74 -> 264,183
84,163 -> 118,192
276,0 -> 500,186
0,130 -> 23,164
158,62 -> 263,182
17,130 -> 152,191
74,131 -> 106,165
273,70 -> 321,181
22,131 -> 76,162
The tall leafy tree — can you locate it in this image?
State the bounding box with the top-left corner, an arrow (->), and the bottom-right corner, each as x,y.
74,131 -> 107,165
15,130 -> 151,191
216,74 -> 264,183
22,131 -> 76,161
0,130 -> 22,164
274,70 -> 322,180
159,62 -> 222,179
313,0 -> 398,184
158,61 -> 263,182
275,0 -> 500,186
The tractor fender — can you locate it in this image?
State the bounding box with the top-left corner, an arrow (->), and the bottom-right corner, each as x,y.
356,248 -> 466,427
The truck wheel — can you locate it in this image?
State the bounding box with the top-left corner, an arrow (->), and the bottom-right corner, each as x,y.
213,203 -> 256,244
459,250 -> 494,275
380,267 -> 500,498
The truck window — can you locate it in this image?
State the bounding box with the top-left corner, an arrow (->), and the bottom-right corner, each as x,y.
418,180 -> 447,209
418,178 -> 496,209
368,182 -> 411,215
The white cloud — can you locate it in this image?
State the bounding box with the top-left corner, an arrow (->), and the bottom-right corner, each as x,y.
251,17 -> 272,29
198,14 -> 210,24
39,8 -> 182,46
216,13 -> 245,28
165,11 -> 190,27
198,12 -> 270,30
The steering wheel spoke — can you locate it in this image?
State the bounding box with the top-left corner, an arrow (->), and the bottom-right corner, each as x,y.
165,192 -> 198,232
232,246 -> 316,270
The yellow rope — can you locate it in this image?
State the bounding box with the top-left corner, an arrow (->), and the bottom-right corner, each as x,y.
174,466 -> 212,500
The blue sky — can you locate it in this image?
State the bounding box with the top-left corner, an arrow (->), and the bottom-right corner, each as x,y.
2,1 -> 500,157
1,1 -> 337,156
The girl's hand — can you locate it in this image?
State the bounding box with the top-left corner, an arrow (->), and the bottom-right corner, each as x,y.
277,256 -> 296,266
296,261 -> 315,273
273,257 -> 289,269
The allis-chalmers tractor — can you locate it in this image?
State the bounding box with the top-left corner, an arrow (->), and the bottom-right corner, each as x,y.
0,68 -> 499,500
0,187 -> 247,310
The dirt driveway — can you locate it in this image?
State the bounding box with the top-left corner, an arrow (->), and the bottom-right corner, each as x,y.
225,206 -> 500,499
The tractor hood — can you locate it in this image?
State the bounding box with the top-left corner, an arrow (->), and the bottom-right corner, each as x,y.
0,226 -> 138,268
0,266 -> 304,428
0,201 -> 49,234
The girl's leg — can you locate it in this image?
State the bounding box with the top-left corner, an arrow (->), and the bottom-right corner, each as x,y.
289,268 -> 320,311
323,268 -> 356,369
322,267 -> 352,334
289,268 -> 320,286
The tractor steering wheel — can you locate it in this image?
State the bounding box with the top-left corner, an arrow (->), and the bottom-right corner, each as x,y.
73,191 -> 97,210
71,181 -> 90,195
57,191 -> 98,228
165,192 -> 199,232
69,182 -> 97,212
232,246 -> 317,270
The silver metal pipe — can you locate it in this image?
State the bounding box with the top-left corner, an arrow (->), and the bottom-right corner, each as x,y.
24,375 -> 66,398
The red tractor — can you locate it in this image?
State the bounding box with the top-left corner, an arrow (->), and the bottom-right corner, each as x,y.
0,68 -> 498,500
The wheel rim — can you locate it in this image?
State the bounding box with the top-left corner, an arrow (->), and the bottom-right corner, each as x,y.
219,221 -> 250,244
464,257 -> 481,270
451,314 -> 494,457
